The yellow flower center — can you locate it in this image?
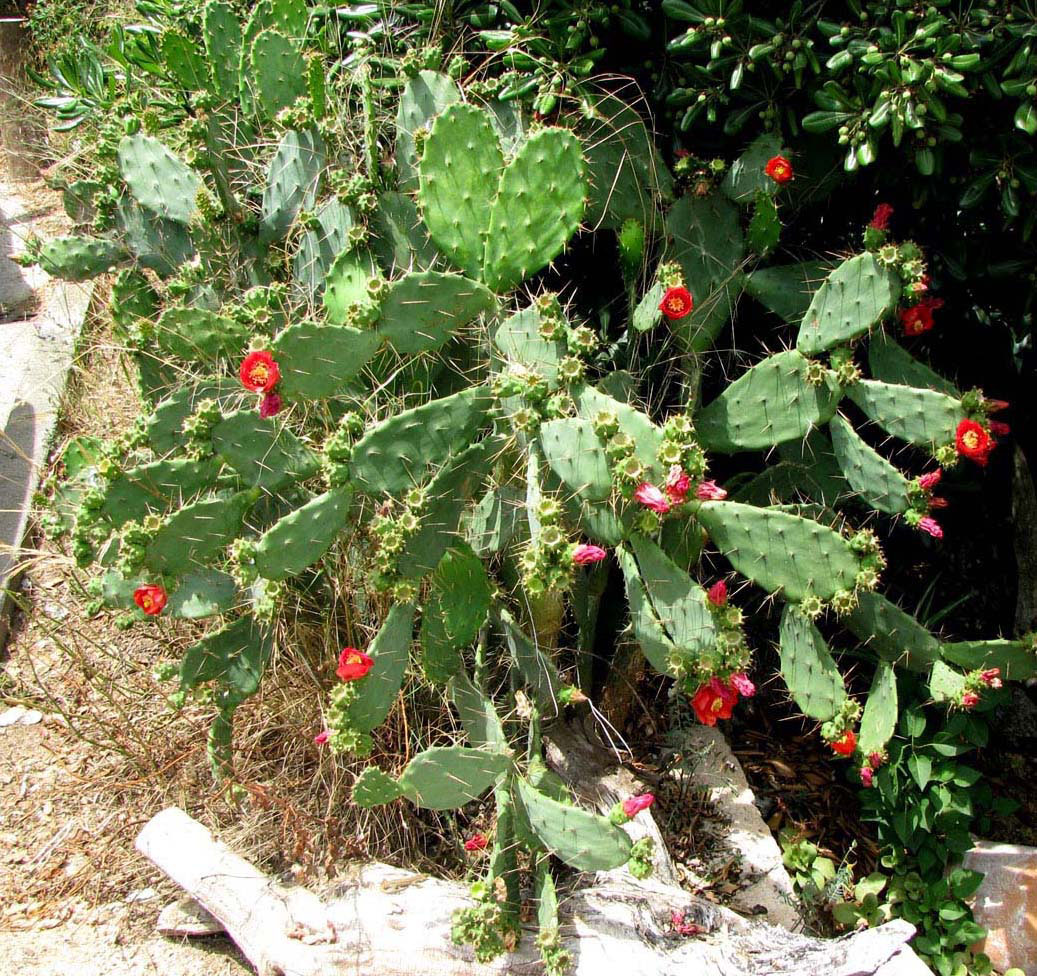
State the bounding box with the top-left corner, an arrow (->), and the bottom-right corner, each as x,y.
962,430 -> 980,450
710,697 -> 724,713
667,297 -> 687,313
141,595 -> 153,610
250,363 -> 269,385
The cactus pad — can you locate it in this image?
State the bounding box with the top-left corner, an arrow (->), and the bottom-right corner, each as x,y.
845,591 -> 941,672
514,776 -> 632,872
344,602 -> 416,733
350,387 -> 492,495
616,545 -> 679,676
398,746 -> 510,809
203,0 -> 242,99
538,419 -> 612,503
778,605 -> 847,720
118,134 -> 201,225
940,639 -> 1037,681
396,70 -> 460,193
829,414 -> 911,515
254,487 -> 354,580
211,411 -> 320,491
846,379 -> 964,447
377,271 -> 495,356
868,333 -> 959,395
39,236 -> 124,281
180,616 -> 273,696
271,320 -> 382,399
145,491 -> 254,575
696,502 -> 859,600
352,766 -> 404,808
155,307 -> 249,362
858,661 -> 898,754
796,253 -> 898,356
696,350 -> 841,453
261,129 -> 325,244
250,29 -> 307,120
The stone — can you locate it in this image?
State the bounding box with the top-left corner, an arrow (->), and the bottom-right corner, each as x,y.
0,705 -> 42,727
962,838 -> 1037,972
667,725 -> 802,930
157,896 -> 225,938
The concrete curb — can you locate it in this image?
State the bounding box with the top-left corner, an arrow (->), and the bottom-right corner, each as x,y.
0,175 -> 93,648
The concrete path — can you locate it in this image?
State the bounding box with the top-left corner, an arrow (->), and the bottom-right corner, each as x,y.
0,175 -> 93,643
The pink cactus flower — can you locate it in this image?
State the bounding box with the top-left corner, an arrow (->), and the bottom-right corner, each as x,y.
313,730 -> 330,746
961,691 -> 980,710
729,672 -> 756,698
634,482 -> 671,514
860,766 -> 874,788
572,544 -> 608,565
665,465 -> 691,503
918,516 -> 943,539
695,480 -> 728,501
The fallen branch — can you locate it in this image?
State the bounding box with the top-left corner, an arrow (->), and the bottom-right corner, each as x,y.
136,718 -> 930,976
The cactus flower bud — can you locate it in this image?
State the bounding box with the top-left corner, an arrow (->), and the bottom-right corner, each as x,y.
634,482 -> 671,514
133,584 -> 167,616
313,729 -> 330,746
572,543 -> 607,565
917,469 -> 942,491
464,834 -> 489,852
961,690 -> 980,709
259,392 -> 282,418
980,668 -> 1002,688
695,480 -> 728,501
917,516 -> 943,539
764,155 -> 794,183
622,793 -> 655,818
868,203 -> 894,230
240,350 -> 280,392
707,580 -> 728,607
984,398 -> 1010,413
860,765 -> 874,787
336,646 -> 374,682
989,420 -> 1011,437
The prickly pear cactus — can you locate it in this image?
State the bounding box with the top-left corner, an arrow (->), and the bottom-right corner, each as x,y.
30,19 -> 1021,973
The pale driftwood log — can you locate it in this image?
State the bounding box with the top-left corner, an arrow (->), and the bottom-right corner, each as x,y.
137,717 -> 929,976
137,807 -> 926,976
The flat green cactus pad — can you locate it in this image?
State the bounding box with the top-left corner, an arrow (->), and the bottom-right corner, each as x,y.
845,591 -> 941,672
846,379 -> 963,447
858,661 -> 898,754
345,602 -> 416,733
254,487 -> 354,580
778,605 -> 846,720
271,320 -> 382,399
118,134 -> 201,225
398,746 -> 510,810
829,414 -> 911,515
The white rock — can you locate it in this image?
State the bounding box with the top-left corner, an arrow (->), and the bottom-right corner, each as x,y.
125,887 -> 158,904
157,897 -> 225,938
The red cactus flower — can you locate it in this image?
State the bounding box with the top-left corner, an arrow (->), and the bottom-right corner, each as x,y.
664,465 -> 691,503
336,646 -> 374,682
729,672 -> 756,698
696,480 -> 728,501
980,668 -> 1002,689
860,765 -> 874,788
765,155 -> 794,184
830,729 -> 857,757
917,469 -> 942,491
239,350 -> 280,392
313,729 -> 330,746
956,419 -> 994,466
869,203 -> 894,230
691,678 -> 739,726
707,580 -> 728,607
133,584 -> 167,616
659,286 -> 694,320
961,690 -> 980,710
572,543 -> 607,565
918,516 -> 943,539
622,793 -> 655,818
634,482 -> 671,514
899,297 -> 944,337
464,834 -> 489,852
989,420 -> 1011,437
259,392 -> 282,418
